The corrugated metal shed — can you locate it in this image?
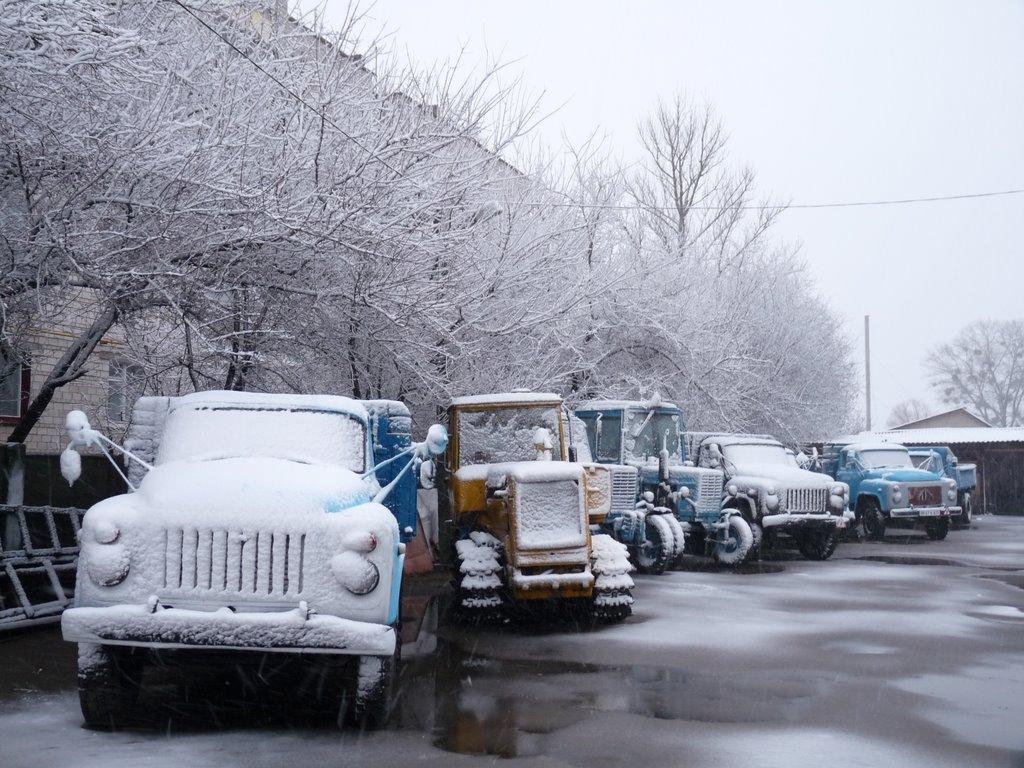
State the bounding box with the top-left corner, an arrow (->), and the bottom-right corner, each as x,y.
833,428 -> 1024,446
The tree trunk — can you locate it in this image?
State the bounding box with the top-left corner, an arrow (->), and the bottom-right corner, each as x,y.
6,303 -> 118,444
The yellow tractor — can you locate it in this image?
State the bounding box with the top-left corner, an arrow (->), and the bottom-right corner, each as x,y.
437,392 -> 635,623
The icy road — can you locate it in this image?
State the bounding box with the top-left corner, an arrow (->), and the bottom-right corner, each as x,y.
2,518 -> 1023,768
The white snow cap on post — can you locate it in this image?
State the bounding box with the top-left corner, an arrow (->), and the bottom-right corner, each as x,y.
66,409 -> 99,448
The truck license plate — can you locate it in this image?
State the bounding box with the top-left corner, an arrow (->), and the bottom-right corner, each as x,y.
916,508 -> 940,517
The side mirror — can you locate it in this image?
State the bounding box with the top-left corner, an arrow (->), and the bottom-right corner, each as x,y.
424,424 -> 448,456
418,457 -> 436,490
61,410 -> 97,485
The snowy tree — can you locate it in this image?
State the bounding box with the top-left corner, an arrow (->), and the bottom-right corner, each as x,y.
887,398 -> 931,428
927,320 -> 1024,427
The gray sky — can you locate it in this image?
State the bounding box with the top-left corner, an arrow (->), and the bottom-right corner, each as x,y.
302,0 -> 1024,429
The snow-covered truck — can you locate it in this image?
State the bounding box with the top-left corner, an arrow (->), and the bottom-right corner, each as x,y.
686,433 -> 850,562
438,392 -> 635,623
574,400 -> 724,571
58,391 -> 445,729
820,442 -> 959,541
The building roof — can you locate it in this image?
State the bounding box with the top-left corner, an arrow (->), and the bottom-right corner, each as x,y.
450,392 -> 562,407
890,406 -> 992,430
832,427 -> 1024,447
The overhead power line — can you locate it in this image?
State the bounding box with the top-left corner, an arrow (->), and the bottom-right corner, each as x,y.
166,1 -> 1023,215
524,187 -> 1024,212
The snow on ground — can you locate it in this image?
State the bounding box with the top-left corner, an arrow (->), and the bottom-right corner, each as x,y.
1,517 -> 1022,768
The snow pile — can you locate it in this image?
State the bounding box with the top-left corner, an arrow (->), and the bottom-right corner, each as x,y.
456,532 -> 503,608
590,533 -> 634,605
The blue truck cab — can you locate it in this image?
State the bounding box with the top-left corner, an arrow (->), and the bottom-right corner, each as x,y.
361,399 -> 418,543
821,442 -> 960,541
908,446 -> 976,527
574,400 -> 725,570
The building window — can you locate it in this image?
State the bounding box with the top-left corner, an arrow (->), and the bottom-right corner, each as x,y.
107,361 -> 145,423
1,358 -> 29,421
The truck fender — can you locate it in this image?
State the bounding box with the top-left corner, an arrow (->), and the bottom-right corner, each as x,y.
856,480 -> 890,512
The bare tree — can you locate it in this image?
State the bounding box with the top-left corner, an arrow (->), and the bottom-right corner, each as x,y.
887,398 -> 931,428
927,320 -> 1024,427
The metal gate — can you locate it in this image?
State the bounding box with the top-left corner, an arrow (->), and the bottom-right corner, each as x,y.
1,505 -> 84,630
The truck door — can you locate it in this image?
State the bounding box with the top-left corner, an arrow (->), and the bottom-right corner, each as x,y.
834,448 -> 862,503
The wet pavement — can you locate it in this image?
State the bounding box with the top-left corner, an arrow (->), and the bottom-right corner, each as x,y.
1,517 -> 1022,768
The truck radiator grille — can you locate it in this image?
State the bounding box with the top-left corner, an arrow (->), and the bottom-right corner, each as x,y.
609,468 -> 638,516
698,473 -> 724,514
786,488 -> 828,513
163,529 -> 306,597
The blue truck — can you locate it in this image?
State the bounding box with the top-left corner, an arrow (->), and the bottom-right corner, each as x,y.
574,400 -> 727,570
907,446 -> 976,527
820,442 -> 960,541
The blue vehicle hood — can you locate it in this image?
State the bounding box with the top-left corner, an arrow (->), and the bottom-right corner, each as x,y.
863,467 -> 941,483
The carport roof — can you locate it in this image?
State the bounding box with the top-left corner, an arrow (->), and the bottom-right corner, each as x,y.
832,427 -> 1024,446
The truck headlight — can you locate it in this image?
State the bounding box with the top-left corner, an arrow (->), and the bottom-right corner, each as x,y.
891,490 -> 902,503
331,551 -> 380,595
829,494 -> 845,510
947,487 -> 957,501
85,542 -> 130,586
831,484 -> 846,497
765,494 -> 780,511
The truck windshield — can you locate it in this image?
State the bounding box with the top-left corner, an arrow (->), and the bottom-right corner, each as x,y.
858,449 -> 913,469
722,443 -> 790,466
623,410 -> 682,462
156,405 -> 367,472
458,405 -> 562,465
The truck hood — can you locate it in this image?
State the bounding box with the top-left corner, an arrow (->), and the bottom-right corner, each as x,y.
137,457 -> 375,518
861,467 -> 942,484
730,463 -> 834,488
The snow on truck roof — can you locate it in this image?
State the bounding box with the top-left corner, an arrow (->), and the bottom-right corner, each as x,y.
693,433 -> 781,447
172,391 -> 369,420
577,400 -> 680,412
450,392 -> 562,407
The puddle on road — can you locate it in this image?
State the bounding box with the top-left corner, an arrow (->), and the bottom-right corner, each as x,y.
675,557 -> 786,575
976,572 -> 1024,591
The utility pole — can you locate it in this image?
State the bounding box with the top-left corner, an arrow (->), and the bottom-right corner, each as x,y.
864,314 -> 872,432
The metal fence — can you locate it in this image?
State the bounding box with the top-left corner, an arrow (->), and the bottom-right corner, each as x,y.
1,505 -> 85,630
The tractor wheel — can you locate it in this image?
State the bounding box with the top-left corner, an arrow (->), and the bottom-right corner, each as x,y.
633,514 -> 673,575
452,532 -> 506,624
713,514 -> 754,566
925,518 -> 950,541
77,643 -> 145,730
590,534 -> 634,623
860,500 -> 886,541
795,528 -> 840,560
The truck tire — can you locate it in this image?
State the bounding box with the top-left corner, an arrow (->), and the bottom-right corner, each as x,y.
349,643 -> 400,730
795,528 -> 839,560
713,515 -> 753,566
749,522 -> 764,558
77,643 -> 145,730
860,499 -> 886,541
925,518 -> 950,541
958,493 -> 973,528
633,514 -> 673,575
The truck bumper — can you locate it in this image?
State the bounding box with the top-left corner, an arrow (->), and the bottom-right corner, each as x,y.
888,506 -> 960,519
761,512 -> 847,530
511,568 -> 594,600
61,602 -> 395,656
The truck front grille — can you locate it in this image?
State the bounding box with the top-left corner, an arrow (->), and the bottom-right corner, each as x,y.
162,528 -> 306,597
786,488 -> 828,513
908,485 -> 941,506
609,468 -> 638,516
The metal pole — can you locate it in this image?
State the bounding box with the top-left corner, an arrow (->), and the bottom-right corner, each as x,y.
864,315 -> 872,432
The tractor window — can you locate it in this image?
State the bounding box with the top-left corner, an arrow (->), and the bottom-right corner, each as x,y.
594,413 -> 622,461
457,406 -> 562,466
623,410 -> 682,463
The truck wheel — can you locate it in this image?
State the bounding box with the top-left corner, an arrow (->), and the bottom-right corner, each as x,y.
795,528 -> 839,560
958,493 -> 973,528
634,515 -> 673,575
749,522 -> 764,558
349,643 -> 400,730
714,515 -> 753,566
925,518 -> 950,541
77,643 -> 145,730
590,533 -> 634,623
860,500 -> 886,541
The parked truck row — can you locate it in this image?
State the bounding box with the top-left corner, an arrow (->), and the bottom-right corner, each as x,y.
57,388 -> 971,731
